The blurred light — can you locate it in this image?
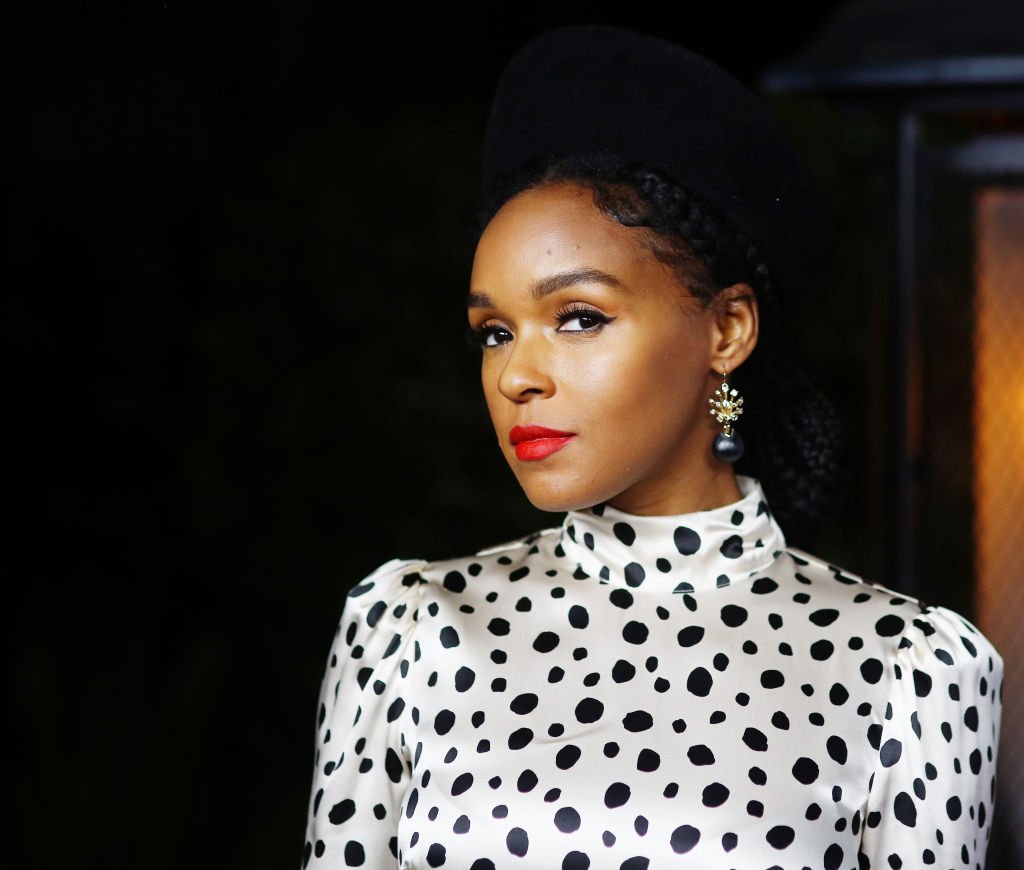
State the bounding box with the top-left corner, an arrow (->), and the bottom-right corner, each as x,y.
974,186 -> 1024,844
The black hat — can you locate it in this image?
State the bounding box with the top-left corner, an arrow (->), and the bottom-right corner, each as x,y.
481,24 -> 835,305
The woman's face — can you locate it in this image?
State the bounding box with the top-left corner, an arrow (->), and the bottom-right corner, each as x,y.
469,181 -> 739,515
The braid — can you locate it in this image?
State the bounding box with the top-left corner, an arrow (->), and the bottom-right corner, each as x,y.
475,156 -> 846,546
628,173 -> 845,545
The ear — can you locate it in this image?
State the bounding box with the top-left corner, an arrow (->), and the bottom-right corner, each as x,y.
708,283 -> 758,374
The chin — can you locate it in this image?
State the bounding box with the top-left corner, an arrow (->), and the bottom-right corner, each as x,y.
515,474 -> 618,514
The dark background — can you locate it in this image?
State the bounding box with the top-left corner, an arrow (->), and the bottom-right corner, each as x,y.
9,3 -> 910,867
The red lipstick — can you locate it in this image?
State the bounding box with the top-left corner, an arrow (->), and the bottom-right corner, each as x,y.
509,425 -> 577,461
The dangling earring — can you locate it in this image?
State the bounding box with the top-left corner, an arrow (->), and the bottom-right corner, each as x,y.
709,367 -> 745,462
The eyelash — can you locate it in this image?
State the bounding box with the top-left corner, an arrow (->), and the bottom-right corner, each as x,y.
555,303 -> 613,333
467,304 -> 613,348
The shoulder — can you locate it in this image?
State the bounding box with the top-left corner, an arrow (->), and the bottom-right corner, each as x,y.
330,557 -> 431,651
784,545 -> 1003,674
347,556 -> 430,603
337,524 -> 560,617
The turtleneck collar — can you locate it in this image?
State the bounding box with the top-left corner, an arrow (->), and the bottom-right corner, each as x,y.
556,476 -> 786,593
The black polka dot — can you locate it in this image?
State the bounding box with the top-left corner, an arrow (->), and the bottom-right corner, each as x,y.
534,631 -> 560,653
743,727 -> 768,751
488,618 -> 510,636
637,748 -> 660,771
604,782 -> 631,808
511,693 -> 538,715
720,535 -> 743,558
702,782 -> 730,807
688,744 -> 715,765
556,745 -> 582,770
554,806 -> 581,832
810,639 -> 834,660
516,770 -> 537,792
623,710 -> 654,732
444,569 -> 468,589
860,658 -> 884,683
687,666 -> 713,697
880,738 -> 902,767
824,843 -> 844,869
721,604 -> 748,627
792,757 -> 819,784
613,522 -> 636,545
766,825 -> 795,849
434,710 -> 456,735
623,621 -> 649,644
506,826 -> 529,856
875,614 -> 906,637
829,683 -> 849,705
329,799 -> 356,825
508,728 -> 533,750
609,589 -> 633,609
339,840 -> 363,865
964,705 -> 979,731
575,697 -> 604,723
894,792 -> 917,827
568,605 -> 589,628
913,669 -> 932,697
624,562 -> 646,587
612,660 -> 636,682
674,527 -> 701,555
677,626 -> 705,647
826,735 -> 848,764
670,825 -> 701,853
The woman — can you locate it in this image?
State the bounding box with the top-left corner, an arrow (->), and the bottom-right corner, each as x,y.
301,25 -> 1002,869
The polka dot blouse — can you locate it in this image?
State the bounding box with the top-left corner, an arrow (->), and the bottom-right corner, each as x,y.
302,476 -> 1003,869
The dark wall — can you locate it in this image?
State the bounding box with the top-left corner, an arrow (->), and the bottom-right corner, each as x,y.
11,4 -> 884,868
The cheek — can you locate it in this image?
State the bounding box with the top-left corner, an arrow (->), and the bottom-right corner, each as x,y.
595,333 -> 706,415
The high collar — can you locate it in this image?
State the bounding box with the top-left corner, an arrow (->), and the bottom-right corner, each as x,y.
556,476 -> 786,593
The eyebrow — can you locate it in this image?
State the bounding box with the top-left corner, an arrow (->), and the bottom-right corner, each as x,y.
467,267 -> 626,308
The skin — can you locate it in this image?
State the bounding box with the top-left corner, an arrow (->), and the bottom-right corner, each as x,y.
468,181 -> 759,516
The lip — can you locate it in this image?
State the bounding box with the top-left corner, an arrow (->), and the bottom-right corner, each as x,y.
509,425 -> 577,461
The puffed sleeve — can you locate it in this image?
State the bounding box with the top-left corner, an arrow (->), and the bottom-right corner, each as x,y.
301,557 -> 427,869
859,604 -> 1003,868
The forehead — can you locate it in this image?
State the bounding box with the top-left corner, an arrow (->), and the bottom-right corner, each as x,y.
472,182 -> 658,281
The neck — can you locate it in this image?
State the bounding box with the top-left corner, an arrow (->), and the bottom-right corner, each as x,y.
608,464 -> 743,516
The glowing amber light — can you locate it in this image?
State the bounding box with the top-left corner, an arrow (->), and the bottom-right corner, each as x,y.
973,187 -> 1024,840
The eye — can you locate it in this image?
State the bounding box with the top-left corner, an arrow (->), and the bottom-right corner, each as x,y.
466,323 -> 513,348
556,304 -> 612,333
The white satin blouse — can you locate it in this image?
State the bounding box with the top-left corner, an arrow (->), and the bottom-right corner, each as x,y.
302,476 -> 1002,869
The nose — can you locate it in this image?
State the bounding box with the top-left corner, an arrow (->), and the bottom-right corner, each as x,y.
496,330 -> 555,403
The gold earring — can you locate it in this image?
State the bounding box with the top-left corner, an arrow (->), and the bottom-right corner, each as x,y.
708,367 -> 744,462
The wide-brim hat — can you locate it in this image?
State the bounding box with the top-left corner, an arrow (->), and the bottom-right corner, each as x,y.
480,24 -> 836,306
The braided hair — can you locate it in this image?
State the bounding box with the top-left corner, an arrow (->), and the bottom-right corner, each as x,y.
475,153 -> 846,548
